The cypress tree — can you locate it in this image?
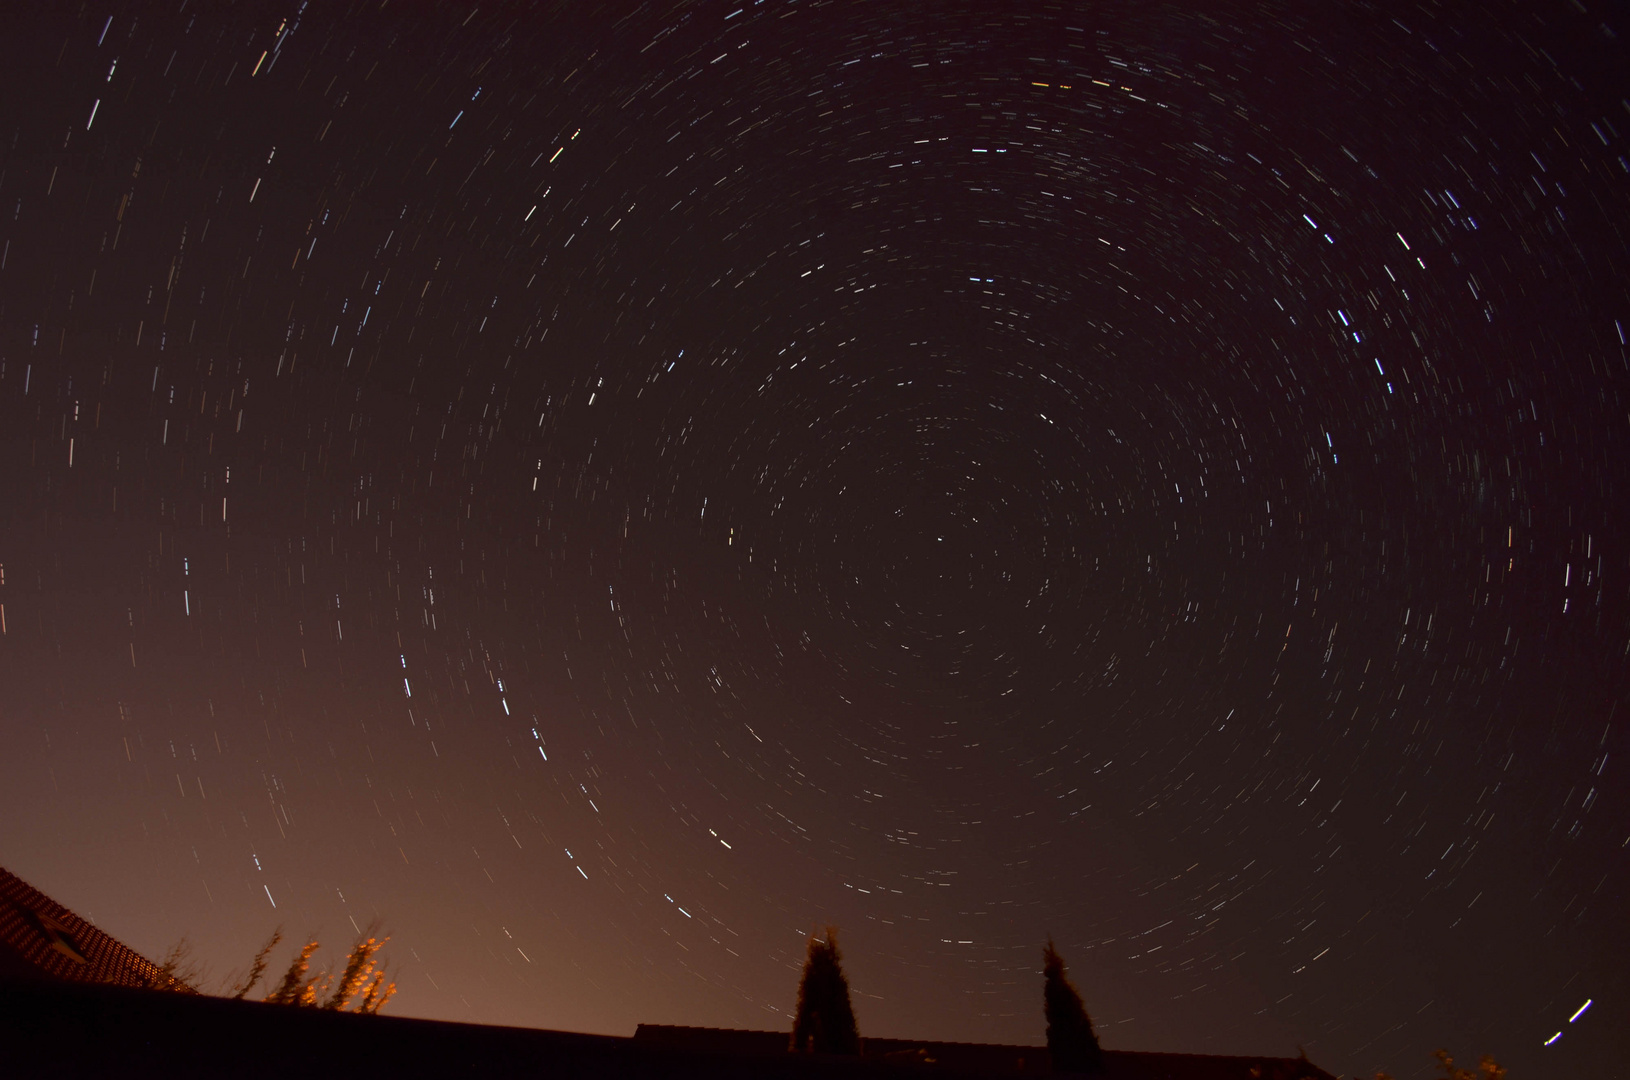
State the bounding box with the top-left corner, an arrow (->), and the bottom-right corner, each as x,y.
790,928 -> 861,1055
1043,939 -> 1103,1073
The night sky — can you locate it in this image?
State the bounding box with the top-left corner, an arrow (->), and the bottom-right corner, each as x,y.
0,2 -> 1626,1076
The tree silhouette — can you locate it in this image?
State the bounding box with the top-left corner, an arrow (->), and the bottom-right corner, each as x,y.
154,937 -> 205,992
230,928 -> 283,999
323,920 -> 396,1013
790,928 -> 861,1055
265,937 -> 324,1006
1374,1048 -> 1506,1080
1043,939 -> 1103,1073
1431,1049 -> 1506,1080
255,925 -> 397,1014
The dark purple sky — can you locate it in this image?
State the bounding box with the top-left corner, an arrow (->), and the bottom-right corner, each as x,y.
0,2 -> 1625,1076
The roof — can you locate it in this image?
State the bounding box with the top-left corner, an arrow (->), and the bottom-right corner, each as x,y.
634,1025 -> 1339,1079
0,987 -> 1343,1080
0,864 -> 1336,1080
0,865 -> 185,991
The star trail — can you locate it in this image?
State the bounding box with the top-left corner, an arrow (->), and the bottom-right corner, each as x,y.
0,2 -> 1625,1076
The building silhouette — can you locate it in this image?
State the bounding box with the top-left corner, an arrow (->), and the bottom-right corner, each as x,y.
0,864 -> 1336,1079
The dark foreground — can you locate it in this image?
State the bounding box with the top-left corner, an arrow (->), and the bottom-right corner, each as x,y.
0,980 -> 1334,1079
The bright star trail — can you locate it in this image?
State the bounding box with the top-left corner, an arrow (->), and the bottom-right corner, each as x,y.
0,3 -> 1624,1077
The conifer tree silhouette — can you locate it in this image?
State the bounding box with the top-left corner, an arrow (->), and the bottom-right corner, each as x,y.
1043,938 -> 1103,1073
790,928 -> 861,1055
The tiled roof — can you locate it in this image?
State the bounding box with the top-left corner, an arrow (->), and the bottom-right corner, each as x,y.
0,865 -> 186,991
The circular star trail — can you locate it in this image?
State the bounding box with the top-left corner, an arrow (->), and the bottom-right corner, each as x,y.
0,2 -> 1626,1076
